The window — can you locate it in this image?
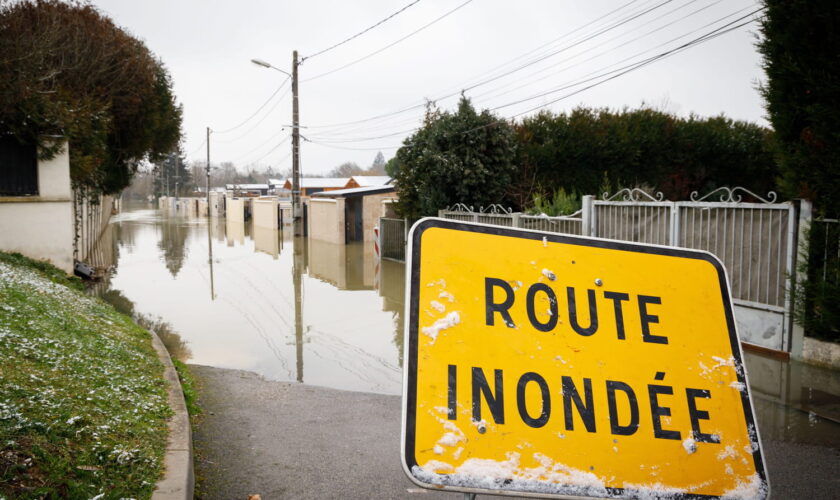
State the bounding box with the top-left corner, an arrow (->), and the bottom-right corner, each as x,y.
0,135 -> 38,196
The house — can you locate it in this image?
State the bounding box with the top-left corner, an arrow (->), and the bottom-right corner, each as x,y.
308,184 -> 397,245
268,178 -> 290,197
345,176 -> 392,189
0,137 -> 74,273
282,177 -> 349,199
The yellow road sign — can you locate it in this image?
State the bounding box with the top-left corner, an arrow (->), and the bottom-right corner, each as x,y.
401,218 -> 768,499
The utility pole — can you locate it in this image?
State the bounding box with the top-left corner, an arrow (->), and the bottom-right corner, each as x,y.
206,126 -> 215,300
174,153 -> 180,198
291,50 -> 302,236
206,127 -> 211,214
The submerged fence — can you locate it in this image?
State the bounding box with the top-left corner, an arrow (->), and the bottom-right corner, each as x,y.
73,192 -> 116,272
379,218 -> 406,262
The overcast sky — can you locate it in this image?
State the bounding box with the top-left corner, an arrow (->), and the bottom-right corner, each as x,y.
90,0 -> 768,176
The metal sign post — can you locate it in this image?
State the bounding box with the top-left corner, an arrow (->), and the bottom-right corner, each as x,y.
401,218 -> 768,499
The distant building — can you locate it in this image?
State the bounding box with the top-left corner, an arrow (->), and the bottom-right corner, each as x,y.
345,176 -> 392,189
309,185 -> 397,245
282,177 -> 349,198
225,183 -> 270,196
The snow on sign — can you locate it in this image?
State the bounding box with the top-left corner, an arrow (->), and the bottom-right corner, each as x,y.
401,218 -> 768,499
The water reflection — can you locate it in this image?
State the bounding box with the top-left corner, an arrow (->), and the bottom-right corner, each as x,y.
744,351 -> 840,448
159,217 -> 190,277
95,203 -> 406,394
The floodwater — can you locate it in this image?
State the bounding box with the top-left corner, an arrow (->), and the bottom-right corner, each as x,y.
93,203 -> 840,448
94,203 -> 405,395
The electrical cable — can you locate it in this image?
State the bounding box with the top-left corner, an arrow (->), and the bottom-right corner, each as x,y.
310,0 -> 724,141
308,2 -> 756,144
319,9 -> 762,151
189,137 -> 207,156
469,0 -> 736,106
302,0 -> 670,131
238,134 -> 292,165
303,0 -> 475,82
214,84 -> 293,144
302,0 -> 422,61
212,75 -> 290,134
492,8 -> 763,113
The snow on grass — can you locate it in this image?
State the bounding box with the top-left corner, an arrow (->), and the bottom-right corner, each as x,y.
0,254 -> 170,499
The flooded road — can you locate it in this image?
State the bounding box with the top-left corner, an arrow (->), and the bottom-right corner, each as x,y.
96,205 -> 405,395
94,204 -> 840,449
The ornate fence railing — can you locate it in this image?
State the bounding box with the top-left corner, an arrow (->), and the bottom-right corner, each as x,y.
435,188 -> 812,354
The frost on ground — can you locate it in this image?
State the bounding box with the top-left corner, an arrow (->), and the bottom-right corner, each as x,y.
0,257 -> 170,498
421,311 -> 460,343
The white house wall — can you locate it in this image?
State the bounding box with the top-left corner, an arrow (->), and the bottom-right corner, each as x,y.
0,143 -> 73,273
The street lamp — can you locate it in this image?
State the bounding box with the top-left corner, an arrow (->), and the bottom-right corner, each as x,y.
251,53 -> 301,236
251,58 -> 290,76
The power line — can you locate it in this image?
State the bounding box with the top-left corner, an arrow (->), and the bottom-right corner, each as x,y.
303,0 -> 476,82
310,0 -> 722,141
494,8 -> 764,113
189,137 -> 207,157
314,8 -> 762,151
302,0 -> 668,130
235,133 -> 290,165
302,0 -> 422,61
306,139 -> 402,151
214,84 -> 293,144
309,1 -> 751,143
244,136 -> 293,166
213,76 -> 291,134
469,0 -> 736,106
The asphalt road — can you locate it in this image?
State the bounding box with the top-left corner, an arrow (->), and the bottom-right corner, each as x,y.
191,365 -> 840,500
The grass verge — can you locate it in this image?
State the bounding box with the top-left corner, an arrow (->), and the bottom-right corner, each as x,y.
172,360 -> 201,419
0,253 -> 171,499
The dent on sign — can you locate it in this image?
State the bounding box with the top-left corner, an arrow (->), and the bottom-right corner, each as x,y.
401,218 -> 768,500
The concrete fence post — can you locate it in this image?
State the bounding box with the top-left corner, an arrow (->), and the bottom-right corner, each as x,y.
789,198 -> 813,358
512,212 -> 522,228
581,195 -> 594,237
669,203 -> 680,247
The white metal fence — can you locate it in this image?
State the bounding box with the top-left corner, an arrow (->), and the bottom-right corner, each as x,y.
438,204 -> 585,235
437,188 -> 811,354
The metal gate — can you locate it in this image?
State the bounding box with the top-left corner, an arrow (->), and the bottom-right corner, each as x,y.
379,217 -> 406,262
593,188 -> 806,353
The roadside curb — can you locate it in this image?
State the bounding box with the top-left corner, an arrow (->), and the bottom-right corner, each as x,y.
149,330 -> 195,500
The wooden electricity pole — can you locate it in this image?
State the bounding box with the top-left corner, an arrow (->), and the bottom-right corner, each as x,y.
291,50 -> 302,236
